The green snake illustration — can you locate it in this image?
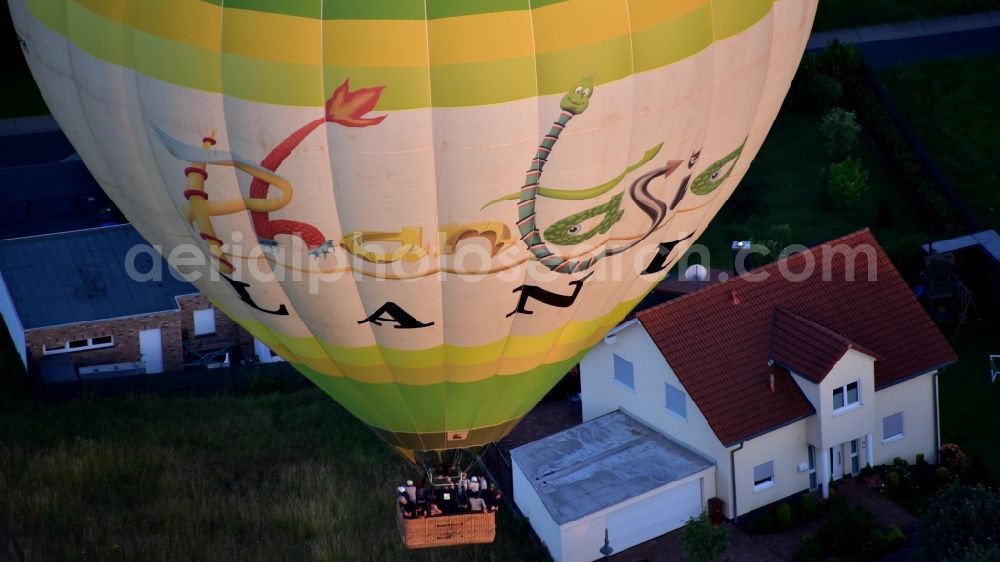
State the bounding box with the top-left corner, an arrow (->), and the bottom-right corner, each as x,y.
690,140 -> 746,196
494,77 -> 745,274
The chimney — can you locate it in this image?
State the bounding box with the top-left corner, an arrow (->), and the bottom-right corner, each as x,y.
730,290 -> 740,305
769,371 -> 775,394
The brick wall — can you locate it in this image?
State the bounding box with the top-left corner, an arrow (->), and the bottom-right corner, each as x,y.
177,295 -> 253,363
26,313 -> 184,372
24,295 -> 255,373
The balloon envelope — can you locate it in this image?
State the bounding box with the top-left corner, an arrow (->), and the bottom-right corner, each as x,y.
11,0 -> 817,458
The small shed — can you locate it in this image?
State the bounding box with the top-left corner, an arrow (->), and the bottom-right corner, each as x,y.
511,411 -> 716,562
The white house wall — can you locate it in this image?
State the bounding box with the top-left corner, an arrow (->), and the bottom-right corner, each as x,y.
733,418 -> 812,516
815,350 -> 877,450
511,456 -> 562,562
791,372 -> 823,446
873,371 -> 938,464
0,274 -> 26,367
580,323 -> 733,516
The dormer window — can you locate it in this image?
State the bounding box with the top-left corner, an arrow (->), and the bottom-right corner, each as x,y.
833,380 -> 860,413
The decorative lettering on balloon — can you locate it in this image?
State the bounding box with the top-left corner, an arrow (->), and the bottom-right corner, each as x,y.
340,222 -> 515,263
507,271 -> 594,317
642,233 -> 695,275
222,275 -> 289,316
359,302 -> 435,329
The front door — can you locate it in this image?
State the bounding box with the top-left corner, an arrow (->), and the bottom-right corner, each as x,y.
831,445 -> 844,480
139,328 -> 163,374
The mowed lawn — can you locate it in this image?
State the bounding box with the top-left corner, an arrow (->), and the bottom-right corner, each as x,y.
0,388 -> 550,562
878,55 -> 1000,231
938,320 -> 1000,478
695,105 -> 926,270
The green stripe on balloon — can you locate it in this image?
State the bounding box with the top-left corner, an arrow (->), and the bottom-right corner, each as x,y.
299,351 -> 584,434
30,0 -> 774,108
199,0 -> 575,20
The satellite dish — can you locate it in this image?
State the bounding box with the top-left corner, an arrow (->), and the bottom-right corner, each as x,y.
685,264 -> 709,282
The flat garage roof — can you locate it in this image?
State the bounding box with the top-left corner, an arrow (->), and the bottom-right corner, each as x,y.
511,410 -> 714,525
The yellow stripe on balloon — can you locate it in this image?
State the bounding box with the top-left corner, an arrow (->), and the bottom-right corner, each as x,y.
228,294 -> 644,385
25,0 -> 777,108
47,0 -> 775,69
427,10 -> 533,65
325,19 -> 429,68
532,0 -> 630,54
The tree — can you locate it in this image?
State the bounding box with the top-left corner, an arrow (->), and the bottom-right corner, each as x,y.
682,512 -> 728,562
820,107 -> 861,161
759,224 -> 793,264
917,481 -> 1000,562
807,73 -> 842,111
826,157 -> 869,209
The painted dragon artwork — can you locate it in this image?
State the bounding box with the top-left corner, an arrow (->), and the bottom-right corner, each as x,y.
155,77 -> 747,279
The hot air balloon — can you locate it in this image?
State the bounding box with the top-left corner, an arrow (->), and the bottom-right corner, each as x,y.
10,0 -> 817,490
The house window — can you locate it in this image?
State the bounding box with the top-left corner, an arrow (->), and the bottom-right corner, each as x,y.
808,445 -> 817,490
665,382 -> 687,420
42,336 -> 115,355
613,354 -> 634,392
882,412 -> 904,443
753,461 -> 774,492
194,308 -> 216,336
832,380 -> 860,412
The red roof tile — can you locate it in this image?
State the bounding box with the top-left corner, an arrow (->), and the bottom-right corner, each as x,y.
637,229 -> 957,446
770,307 -> 879,383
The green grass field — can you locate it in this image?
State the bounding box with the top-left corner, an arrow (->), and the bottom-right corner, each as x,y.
813,0 -> 1000,31
878,55 -> 1000,231
937,320 -> 1000,479
0,389 -> 551,562
694,105 -> 926,271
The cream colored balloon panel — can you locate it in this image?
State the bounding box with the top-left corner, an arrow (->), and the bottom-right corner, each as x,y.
138,92 -> 325,345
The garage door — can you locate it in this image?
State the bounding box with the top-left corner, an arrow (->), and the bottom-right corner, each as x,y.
606,478 -> 702,549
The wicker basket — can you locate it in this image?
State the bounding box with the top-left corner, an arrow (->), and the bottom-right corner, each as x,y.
397,510 -> 496,549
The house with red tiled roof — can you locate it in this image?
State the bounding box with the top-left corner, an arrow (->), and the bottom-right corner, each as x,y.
579,229 -> 957,520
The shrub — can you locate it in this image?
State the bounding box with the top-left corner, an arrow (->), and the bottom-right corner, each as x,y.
819,107 -> 861,161
934,466 -> 951,484
886,471 -> 902,490
963,452 -> 998,488
917,481 -> 1000,562
758,224 -> 794,264
775,502 -> 793,529
807,73 -> 843,110
682,512 -> 729,562
816,40 -> 863,82
799,494 -> 819,520
939,443 -> 968,475
825,493 -> 847,513
826,157 -> 869,208
893,457 -> 909,470
916,453 -> 927,468
860,464 -> 875,479
818,507 -> 877,559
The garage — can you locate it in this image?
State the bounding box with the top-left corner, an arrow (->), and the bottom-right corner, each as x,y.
606,478 -> 703,548
511,411 -> 716,562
